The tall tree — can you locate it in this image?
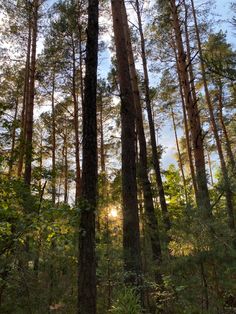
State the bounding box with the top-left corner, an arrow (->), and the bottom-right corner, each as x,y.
173,44 -> 198,199
203,31 -> 236,169
135,0 -> 171,233
24,0 -> 40,186
170,0 -> 212,218
17,0 -> 32,178
51,72 -> 56,205
158,69 -> 189,204
77,0 -> 99,313
190,0 -> 235,231
111,0 -> 143,288
121,0 -> 162,282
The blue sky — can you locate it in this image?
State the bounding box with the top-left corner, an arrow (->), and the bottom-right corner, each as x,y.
214,0 -> 235,46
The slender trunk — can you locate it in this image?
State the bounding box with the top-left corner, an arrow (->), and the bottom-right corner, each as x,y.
173,44 -> 198,198
49,239 -> 55,306
105,207 -> 111,310
207,150 -> 214,187
33,131 -> 43,277
183,1 -> 201,201
8,98 -> 18,177
50,74 -> 56,306
24,0 -> 38,186
111,0 -> 142,288
18,15 -> 32,178
21,0 -> 39,263
97,92 -> 106,232
139,202 -> 151,310
212,262 -> 222,314
77,2 -> 84,206
170,0 -> 211,218
218,84 -> 235,170
51,73 -> 56,204
63,130 -> 68,204
135,0 -> 171,233
38,131 -> 43,192
121,0 -> 162,282
190,0 -> 235,230
78,15 -> 84,109
78,0 -> 99,312
100,100 -> 105,174
184,1 -> 198,118
72,36 -> 81,203
184,0 -> 204,198
170,106 -> 188,203
57,173 -> 62,204
200,260 -> 209,311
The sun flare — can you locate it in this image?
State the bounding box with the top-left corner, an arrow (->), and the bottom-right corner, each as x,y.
109,207 -> 118,218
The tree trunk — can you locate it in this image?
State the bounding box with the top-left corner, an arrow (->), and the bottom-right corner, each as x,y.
207,150 -> 214,187
217,84 -> 235,170
50,73 -> 56,306
170,106 -> 188,204
63,129 -> 68,204
24,0 -> 39,186
51,72 -> 56,205
78,3 -> 84,109
190,0 -> 235,230
121,0 -> 162,282
18,12 -> 32,178
72,35 -> 81,203
33,130 -> 44,277
78,0 -> 99,312
183,1 -> 199,121
111,0 -> 142,288
99,99 -> 105,174
173,43 -> 198,199
8,98 -> 18,177
170,0 -> 211,218
135,0 -> 171,233
97,91 -> 106,232
200,260 -> 209,311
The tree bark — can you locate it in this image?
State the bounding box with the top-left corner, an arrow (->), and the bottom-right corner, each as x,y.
135,0 -> 171,233
78,3 -> 84,109
51,72 -> 56,205
173,43 -> 198,200
121,0 -> 162,282
170,0 -> 211,218
207,150 -> 214,187
217,83 -> 235,170
8,98 -> 18,177
183,2 -> 201,196
18,10 -> 32,178
97,89 -> 106,232
24,0 -> 39,186
190,0 -> 235,230
72,35 -> 81,203
170,106 -> 188,204
50,74 -> 56,306
78,0 -> 99,312
99,100 -> 105,174
111,0 -> 143,287
63,128 -> 68,204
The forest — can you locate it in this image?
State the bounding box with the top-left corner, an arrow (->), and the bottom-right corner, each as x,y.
0,0 -> 236,313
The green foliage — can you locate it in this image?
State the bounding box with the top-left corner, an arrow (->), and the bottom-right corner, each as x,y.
109,288 -> 142,314
0,165 -> 79,313
204,31 -> 236,81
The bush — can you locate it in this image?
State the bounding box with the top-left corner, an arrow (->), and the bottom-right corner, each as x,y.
109,287 -> 142,314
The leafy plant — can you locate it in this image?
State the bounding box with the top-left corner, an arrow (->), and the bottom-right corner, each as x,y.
109,287 -> 142,314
